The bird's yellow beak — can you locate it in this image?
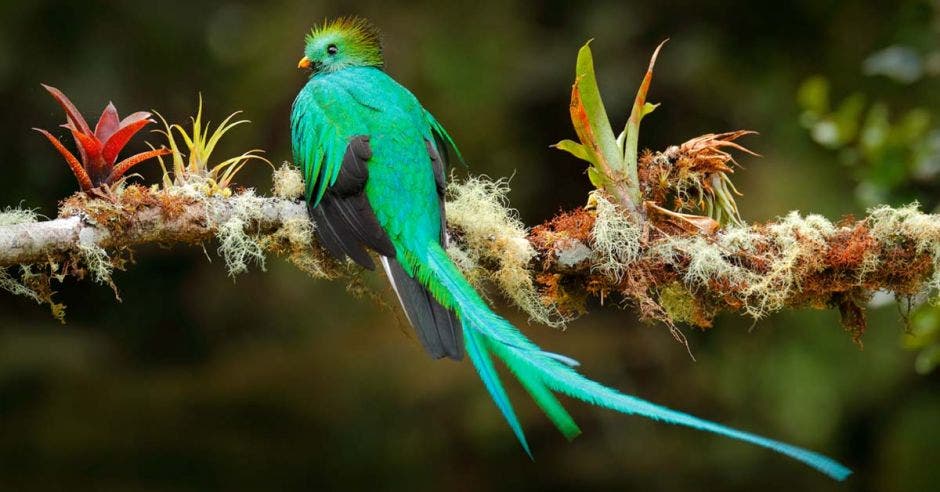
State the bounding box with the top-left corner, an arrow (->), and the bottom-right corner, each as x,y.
297,56 -> 312,69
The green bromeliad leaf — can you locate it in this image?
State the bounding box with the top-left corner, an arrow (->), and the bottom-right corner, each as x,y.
551,138 -> 595,164
570,41 -> 624,176
587,167 -> 608,188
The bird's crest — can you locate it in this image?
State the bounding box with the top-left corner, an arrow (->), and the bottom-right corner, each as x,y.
304,16 -> 383,70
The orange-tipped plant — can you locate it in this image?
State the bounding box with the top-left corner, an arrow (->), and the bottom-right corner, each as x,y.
553,41 -> 667,218
33,84 -> 170,191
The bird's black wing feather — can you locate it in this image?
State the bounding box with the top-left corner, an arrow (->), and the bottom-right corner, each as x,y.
308,135 -> 395,270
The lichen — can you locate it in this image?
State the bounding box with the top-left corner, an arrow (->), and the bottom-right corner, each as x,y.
591,191 -> 642,281
78,241 -> 114,285
651,211 -> 844,320
446,176 -> 565,327
446,243 -> 484,288
2,205 -> 97,319
0,206 -> 40,226
744,212 -> 835,317
0,263 -> 66,322
0,207 -> 48,302
669,234 -> 748,288
272,163 -> 305,200
215,190 -> 267,277
0,266 -> 41,302
557,241 -> 593,269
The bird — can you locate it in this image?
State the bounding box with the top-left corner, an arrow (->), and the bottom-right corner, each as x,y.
289,16 -> 851,481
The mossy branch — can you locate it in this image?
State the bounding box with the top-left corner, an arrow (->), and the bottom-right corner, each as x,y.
530,195 -> 939,341
1,164 -> 937,342
0,188 -> 306,267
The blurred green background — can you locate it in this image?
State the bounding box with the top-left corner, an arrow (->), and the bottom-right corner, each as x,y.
1,0 -> 939,490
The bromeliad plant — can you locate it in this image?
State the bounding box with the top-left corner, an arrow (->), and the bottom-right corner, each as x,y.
34,84 -> 170,191
553,41 -> 666,218
554,42 -> 752,229
155,97 -> 270,196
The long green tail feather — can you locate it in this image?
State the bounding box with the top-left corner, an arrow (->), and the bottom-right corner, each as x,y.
463,323 -> 531,457
490,339 -> 581,441
419,243 -> 852,481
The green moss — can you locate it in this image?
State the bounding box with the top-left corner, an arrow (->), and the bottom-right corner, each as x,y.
659,282 -> 700,325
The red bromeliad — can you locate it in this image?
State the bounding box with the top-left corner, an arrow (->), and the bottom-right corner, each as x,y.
33,84 -> 170,191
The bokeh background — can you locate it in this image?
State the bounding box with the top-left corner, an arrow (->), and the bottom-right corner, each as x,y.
1,0 -> 939,490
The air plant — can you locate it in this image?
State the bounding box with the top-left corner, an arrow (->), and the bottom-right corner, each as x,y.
640,131 -> 757,229
33,84 -> 170,191
155,96 -> 270,196
664,131 -> 757,226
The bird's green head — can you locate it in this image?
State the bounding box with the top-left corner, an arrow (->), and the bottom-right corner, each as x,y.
298,17 -> 383,75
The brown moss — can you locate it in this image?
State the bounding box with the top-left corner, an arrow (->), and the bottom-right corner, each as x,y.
834,292 -> 867,346
59,185 -> 202,241
530,208 -> 595,245
157,190 -> 188,221
529,207 -> 595,270
871,241 -> 934,294
637,148 -> 669,205
9,166 -> 938,347
536,272 -> 588,318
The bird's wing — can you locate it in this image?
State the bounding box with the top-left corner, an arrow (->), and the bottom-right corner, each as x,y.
426,139 -> 448,246
291,83 -> 395,269
307,136 -> 396,270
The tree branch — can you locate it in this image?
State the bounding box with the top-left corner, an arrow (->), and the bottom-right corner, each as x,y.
1,171 -> 937,340
0,190 -> 307,266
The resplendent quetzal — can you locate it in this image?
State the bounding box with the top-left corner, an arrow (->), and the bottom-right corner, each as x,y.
290,17 -> 850,481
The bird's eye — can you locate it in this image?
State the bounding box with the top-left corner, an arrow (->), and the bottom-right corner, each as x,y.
327,44 -> 338,55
